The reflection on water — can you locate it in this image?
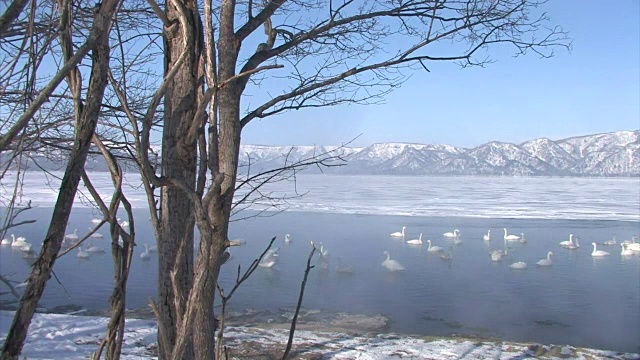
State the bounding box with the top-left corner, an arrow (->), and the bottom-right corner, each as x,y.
1,207 -> 638,352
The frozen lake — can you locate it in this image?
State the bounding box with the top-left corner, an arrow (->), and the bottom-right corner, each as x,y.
1,172 -> 639,352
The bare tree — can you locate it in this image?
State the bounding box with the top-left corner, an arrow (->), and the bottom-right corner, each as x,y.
0,1 -> 120,359
0,0 -> 570,359
119,0 -> 569,359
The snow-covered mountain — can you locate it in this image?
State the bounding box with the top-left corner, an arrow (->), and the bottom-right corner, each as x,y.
237,130 -> 640,176
6,130 -> 638,176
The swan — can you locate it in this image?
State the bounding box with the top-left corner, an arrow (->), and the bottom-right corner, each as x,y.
140,244 -> 151,260
406,233 -> 423,245
120,220 -> 130,232
454,237 -> 463,245
77,247 -> 90,259
621,243 -> 634,256
390,226 -> 406,237
536,251 -> 554,266
564,236 -> 580,250
382,251 -> 405,271
559,234 -> 574,247
483,230 -> 491,241
443,229 -> 460,239
490,250 -> 504,262
1,235 -> 12,246
148,244 -> 158,253
626,242 -> 640,252
258,257 -> 277,268
20,243 -> 32,252
621,235 -> 637,245
259,249 -> 279,268
65,229 -> 79,241
519,233 -> 527,244
91,218 -> 102,225
427,240 -> 444,252
509,261 -> 528,269
336,257 -> 354,273
591,242 -> 610,257
86,243 -> 106,253
284,234 -> 292,243
490,247 -> 507,262
228,238 -> 245,246
319,242 -> 330,257
11,234 -> 28,248
503,228 -> 520,241
89,228 -> 103,239
603,235 -> 616,245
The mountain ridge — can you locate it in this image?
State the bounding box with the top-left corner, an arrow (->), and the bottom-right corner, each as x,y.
237,130 -> 640,176
9,130 -> 640,176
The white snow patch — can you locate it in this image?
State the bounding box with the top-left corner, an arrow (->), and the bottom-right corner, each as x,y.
2,311 -> 639,359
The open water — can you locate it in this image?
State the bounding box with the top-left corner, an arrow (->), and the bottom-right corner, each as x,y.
0,173 -> 638,352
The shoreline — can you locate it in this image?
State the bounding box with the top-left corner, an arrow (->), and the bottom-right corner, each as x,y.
1,310 -> 639,359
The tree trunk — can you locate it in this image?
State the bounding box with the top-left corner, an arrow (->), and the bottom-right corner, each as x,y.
0,2 -> 118,358
158,1 -> 201,358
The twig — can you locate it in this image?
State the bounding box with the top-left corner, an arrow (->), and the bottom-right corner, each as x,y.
282,241 -> 316,359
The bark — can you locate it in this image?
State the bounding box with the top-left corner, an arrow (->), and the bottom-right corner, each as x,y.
0,2 -> 118,359
158,0 -> 201,358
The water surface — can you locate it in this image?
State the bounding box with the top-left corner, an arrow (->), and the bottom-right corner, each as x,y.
0,173 -> 638,352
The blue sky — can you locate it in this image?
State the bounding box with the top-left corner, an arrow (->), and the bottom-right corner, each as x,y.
241,0 -> 640,148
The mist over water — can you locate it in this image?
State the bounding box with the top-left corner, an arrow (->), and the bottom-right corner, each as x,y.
1,172 -> 639,352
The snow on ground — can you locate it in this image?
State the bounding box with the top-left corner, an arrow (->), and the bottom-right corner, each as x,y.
1,310 -> 639,359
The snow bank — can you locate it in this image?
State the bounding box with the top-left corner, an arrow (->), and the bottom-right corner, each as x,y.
1,311 -> 639,359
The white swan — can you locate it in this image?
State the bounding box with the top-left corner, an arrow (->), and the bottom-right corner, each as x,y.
284,234 -> 292,243
406,233 -> 423,245
559,234 -> 574,247
120,220 -> 130,232
90,218 -> 102,225
536,251 -> 554,266
603,235 -> 616,245
565,236 -> 580,250
503,228 -> 520,241
621,235 -> 637,245
591,242 -> 610,257
319,242 -> 330,257
259,249 -> 278,268
77,247 -> 89,259
454,237 -> 463,245
626,242 -> 640,252
336,257 -> 354,273
390,226 -> 406,237
89,228 -> 103,238
382,251 -> 405,271
11,234 -> 28,248
427,240 -> 444,252
621,243 -> 634,256
1,235 -> 12,246
482,230 -> 491,241
509,261 -> 527,269
86,243 -> 106,253
140,244 -> 151,260
443,229 -> 460,239
65,229 -> 79,241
